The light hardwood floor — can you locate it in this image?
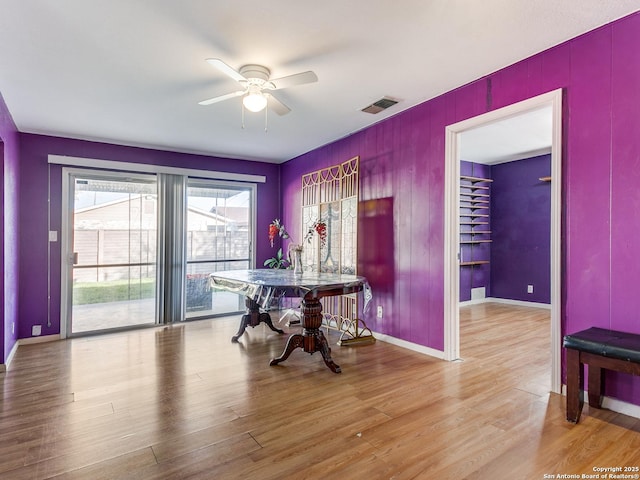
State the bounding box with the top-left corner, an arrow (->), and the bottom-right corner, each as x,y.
2,303 -> 640,479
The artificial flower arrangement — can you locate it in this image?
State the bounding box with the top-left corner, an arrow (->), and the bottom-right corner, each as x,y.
264,218 -> 327,269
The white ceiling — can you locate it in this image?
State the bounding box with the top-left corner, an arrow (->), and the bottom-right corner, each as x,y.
461,106 -> 553,164
1,1 -> 639,164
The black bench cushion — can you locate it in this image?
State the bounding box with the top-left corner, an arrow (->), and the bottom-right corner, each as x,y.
563,327 -> 640,363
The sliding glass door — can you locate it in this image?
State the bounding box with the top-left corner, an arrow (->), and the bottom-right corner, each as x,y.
66,172 -> 158,334
62,169 -> 255,335
185,181 -> 252,319
62,169 -> 255,336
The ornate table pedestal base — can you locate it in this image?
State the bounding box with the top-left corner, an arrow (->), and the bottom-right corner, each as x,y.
232,297 -> 284,343
270,298 -> 341,373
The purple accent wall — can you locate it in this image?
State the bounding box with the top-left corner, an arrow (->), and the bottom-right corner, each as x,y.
490,155 -> 551,303
16,133 -> 280,341
282,110 -> 446,350
282,12 -> 640,405
0,92 -> 20,363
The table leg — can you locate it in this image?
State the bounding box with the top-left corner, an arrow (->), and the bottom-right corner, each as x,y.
588,365 -> 604,409
231,314 -> 250,343
270,334 -> 304,365
232,298 -> 284,342
260,312 -> 285,335
316,330 -> 341,373
270,297 -> 341,373
566,348 -> 584,423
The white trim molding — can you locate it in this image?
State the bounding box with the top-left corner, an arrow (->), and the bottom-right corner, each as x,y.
374,332 -> 446,360
1,341 -> 19,371
601,396 -> 640,420
560,385 -> 640,421
48,154 -> 267,183
18,334 -> 62,346
1,335 -> 62,371
444,88 -> 563,394
459,297 -> 552,309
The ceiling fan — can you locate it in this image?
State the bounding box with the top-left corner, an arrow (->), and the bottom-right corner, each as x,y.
199,58 -> 318,115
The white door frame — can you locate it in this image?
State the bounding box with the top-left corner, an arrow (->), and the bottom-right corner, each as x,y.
443,89 -> 563,393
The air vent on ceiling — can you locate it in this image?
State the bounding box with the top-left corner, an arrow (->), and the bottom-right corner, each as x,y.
361,96 -> 399,114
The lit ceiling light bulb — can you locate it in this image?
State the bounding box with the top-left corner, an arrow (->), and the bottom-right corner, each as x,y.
243,90 -> 268,112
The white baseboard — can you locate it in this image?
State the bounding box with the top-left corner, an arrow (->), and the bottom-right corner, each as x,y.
1,340 -> 20,371
560,384 -> 640,420
458,298 -> 489,307
459,297 -> 551,309
18,334 -> 61,346
601,395 -> 640,419
1,334 -> 61,371
372,331 -> 445,360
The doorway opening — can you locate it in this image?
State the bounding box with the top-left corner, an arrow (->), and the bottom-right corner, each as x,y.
444,89 -> 562,393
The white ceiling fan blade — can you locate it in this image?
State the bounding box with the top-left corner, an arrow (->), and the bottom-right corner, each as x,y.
205,58 -> 247,83
269,71 -> 318,90
198,90 -> 244,106
267,94 -> 291,116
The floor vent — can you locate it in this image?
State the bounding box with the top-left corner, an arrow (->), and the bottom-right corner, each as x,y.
361,96 -> 399,114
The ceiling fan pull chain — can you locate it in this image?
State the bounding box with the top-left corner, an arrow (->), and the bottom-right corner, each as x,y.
264,101 -> 268,133
241,101 -> 245,129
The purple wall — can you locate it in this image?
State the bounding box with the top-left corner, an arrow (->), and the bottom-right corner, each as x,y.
17,133 -> 281,341
0,92 -> 20,363
491,155 -> 551,303
282,12 -> 640,405
282,108 -> 446,350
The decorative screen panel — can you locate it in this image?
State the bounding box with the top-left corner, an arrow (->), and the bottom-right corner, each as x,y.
301,157 -> 360,335
340,197 -> 357,275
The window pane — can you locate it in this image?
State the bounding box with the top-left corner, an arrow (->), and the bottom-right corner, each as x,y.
71,177 -> 157,334
185,183 -> 251,318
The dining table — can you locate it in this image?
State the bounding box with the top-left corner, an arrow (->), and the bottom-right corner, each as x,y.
209,269 -> 370,373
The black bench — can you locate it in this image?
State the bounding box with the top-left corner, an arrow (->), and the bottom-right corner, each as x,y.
563,327 -> 640,423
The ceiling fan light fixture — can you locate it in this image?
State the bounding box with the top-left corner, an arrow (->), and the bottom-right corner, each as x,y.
243,92 -> 268,112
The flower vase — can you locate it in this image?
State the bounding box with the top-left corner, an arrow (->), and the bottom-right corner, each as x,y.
291,246 -> 303,275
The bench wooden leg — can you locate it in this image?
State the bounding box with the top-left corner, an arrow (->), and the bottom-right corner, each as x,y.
566,348 -> 584,423
588,365 -> 604,409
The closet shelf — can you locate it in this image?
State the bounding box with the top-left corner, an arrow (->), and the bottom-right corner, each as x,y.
460,240 -> 492,244
460,175 -> 493,183
460,205 -> 489,210
460,192 -> 490,198
460,260 -> 490,266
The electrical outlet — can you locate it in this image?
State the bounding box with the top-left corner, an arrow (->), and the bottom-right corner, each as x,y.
527,284 -> 534,294
376,306 -> 384,319
32,325 -> 42,336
